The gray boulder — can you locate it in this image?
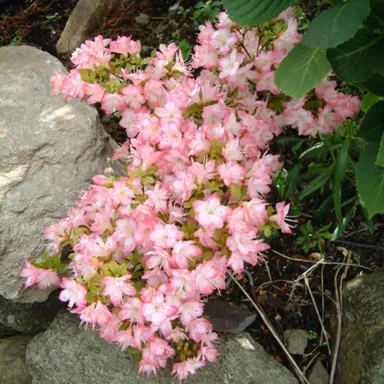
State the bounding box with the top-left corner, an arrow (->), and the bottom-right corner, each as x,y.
283,329 -> 308,355
0,45 -> 118,304
0,292 -> 64,335
26,311 -> 298,384
0,335 -> 32,384
337,273 -> 384,384
56,0 -> 123,57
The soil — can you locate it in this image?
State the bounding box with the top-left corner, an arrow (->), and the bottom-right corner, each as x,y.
1,0 -> 383,379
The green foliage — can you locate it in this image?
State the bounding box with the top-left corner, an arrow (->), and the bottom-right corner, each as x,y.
361,92 -> 382,112
192,1 -> 223,24
277,126 -> 366,238
33,252 -> 66,273
223,0 -> 384,229
327,29 -> 384,83
302,0 -> 370,48
296,221 -> 332,253
222,0 -> 293,25
224,0 -> 383,100
361,73 -> 384,97
176,40 -> 193,59
356,102 -> 384,218
177,0 -> 223,26
307,330 -> 318,340
275,44 -> 331,99
356,143 -> 384,218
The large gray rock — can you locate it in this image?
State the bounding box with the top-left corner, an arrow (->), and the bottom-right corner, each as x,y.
0,291 -> 64,335
204,299 -> 256,333
56,0 -> 123,57
337,273 -> 384,384
0,45 -> 117,304
0,335 -> 32,384
26,311 -> 298,384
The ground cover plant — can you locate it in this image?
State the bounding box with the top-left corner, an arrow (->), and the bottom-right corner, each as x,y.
18,5 -> 368,380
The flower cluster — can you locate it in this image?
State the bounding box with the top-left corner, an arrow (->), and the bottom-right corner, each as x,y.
21,9 -> 360,380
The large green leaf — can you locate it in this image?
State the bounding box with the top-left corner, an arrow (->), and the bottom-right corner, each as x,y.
327,29 -> 384,82
365,0 -> 384,31
302,0 -> 370,48
275,43 -> 331,99
222,0 -> 293,26
356,143 -> 384,218
376,135 -> 384,167
361,92 -> 382,112
359,101 -> 384,142
361,73 -> 384,96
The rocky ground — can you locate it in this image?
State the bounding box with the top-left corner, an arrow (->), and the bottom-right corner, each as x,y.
0,1 -> 383,384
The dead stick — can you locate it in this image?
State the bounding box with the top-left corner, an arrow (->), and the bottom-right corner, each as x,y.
227,271 -> 310,384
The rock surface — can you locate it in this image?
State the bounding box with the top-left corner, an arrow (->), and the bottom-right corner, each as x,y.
337,273 -> 384,384
0,323 -> 18,338
56,0 -> 123,57
0,335 -> 32,384
0,292 -> 64,335
0,45 -> 117,303
308,361 -> 329,384
204,299 -> 256,333
27,311 -> 298,384
283,329 -> 308,355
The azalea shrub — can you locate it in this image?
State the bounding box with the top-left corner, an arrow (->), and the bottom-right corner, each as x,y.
21,9 -> 360,380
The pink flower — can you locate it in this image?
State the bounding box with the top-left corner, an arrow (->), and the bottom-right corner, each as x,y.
85,83 -> 105,105
200,345 -> 219,362
80,301 -> 112,329
155,102 -> 182,123
274,18 -> 301,52
193,193 -> 232,230
217,161 -> 246,187
270,202 -> 292,234
186,318 -> 212,342
119,297 -> 145,324
102,275 -> 136,306
179,299 -> 204,326
172,358 -> 205,381
218,50 -> 245,80
37,269 -> 61,290
172,241 -> 202,269
101,93 -> 126,114
141,291 -> 177,326
149,224 -> 184,248
109,36 -> 141,55
194,260 -> 226,295
59,277 -> 87,309
20,261 -> 40,288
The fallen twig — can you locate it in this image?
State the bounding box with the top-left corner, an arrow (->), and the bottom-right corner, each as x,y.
227,271 -> 311,384
329,252 -> 351,384
304,276 -> 331,355
272,250 -> 371,271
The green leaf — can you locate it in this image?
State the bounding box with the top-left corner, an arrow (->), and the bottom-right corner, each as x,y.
376,135 -> 384,167
361,73 -> 384,97
327,29 -> 384,82
302,0 -> 370,48
361,92 -> 381,112
275,43 -> 331,99
299,165 -> 334,200
334,138 -> 350,185
333,139 -> 350,223
222,0 -> 293,26
230,184 -> 242,200
358,101 -> 384,142
365,0 -> 384,31
356,143 -> 384,218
